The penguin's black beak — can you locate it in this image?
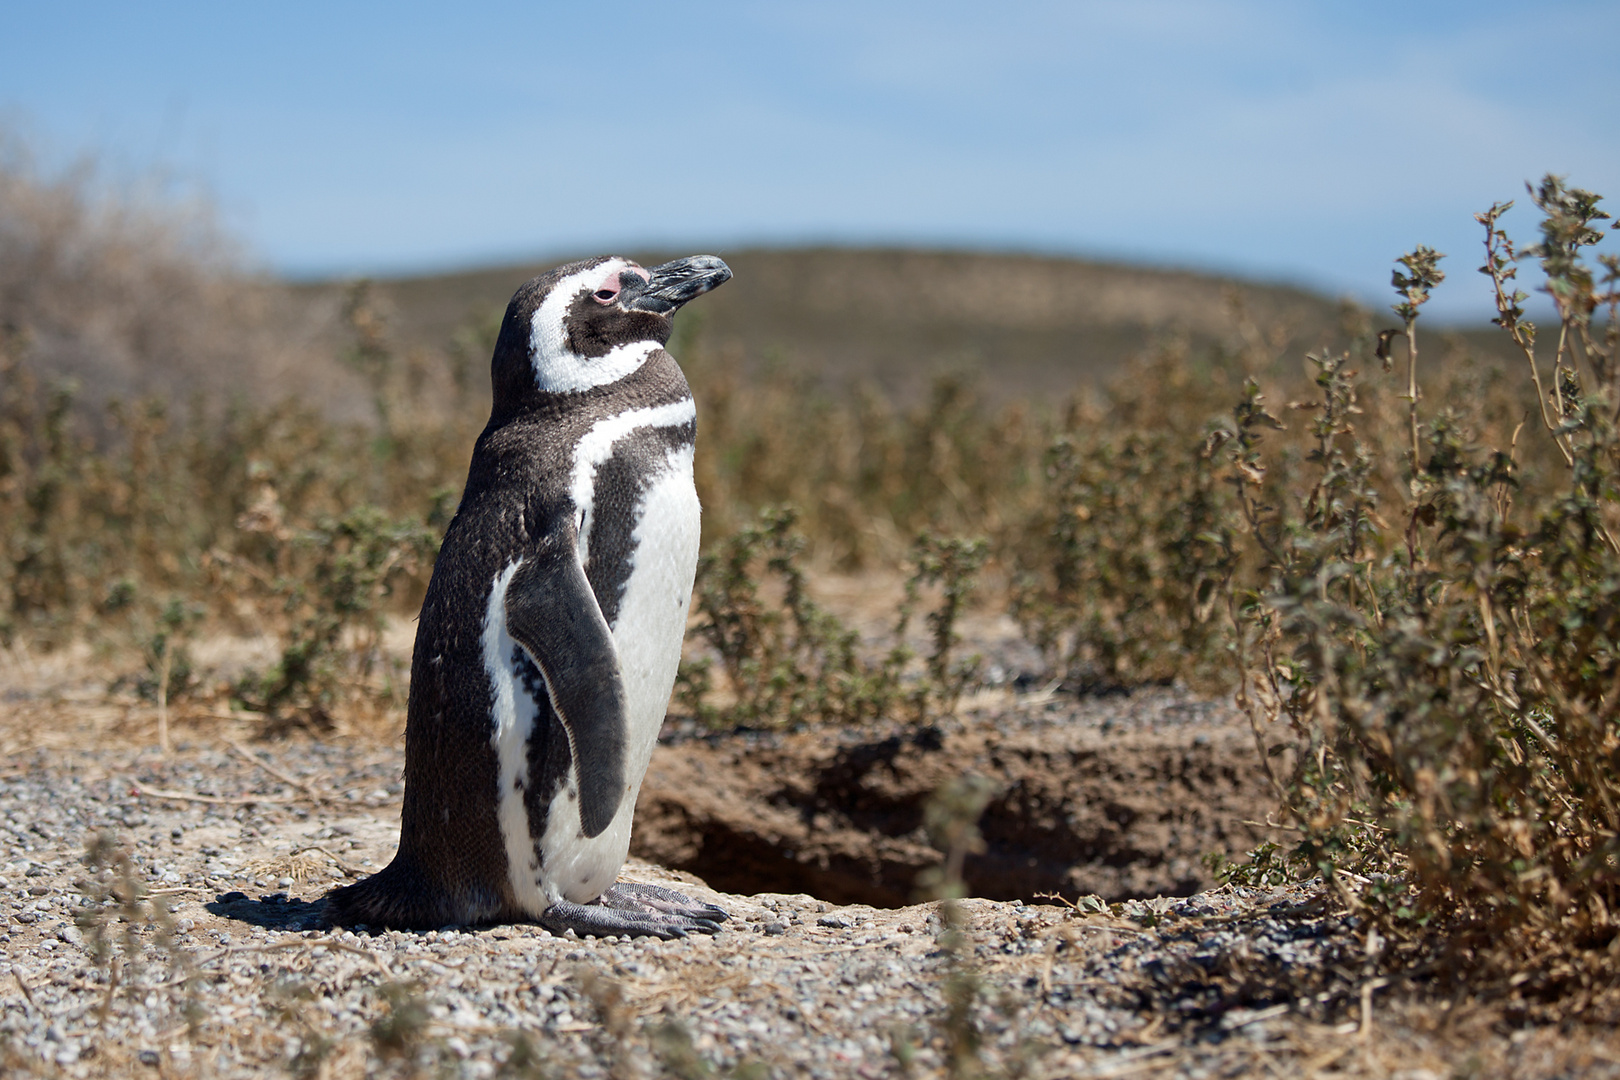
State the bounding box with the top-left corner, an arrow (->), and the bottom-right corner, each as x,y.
628,255 -> 732,314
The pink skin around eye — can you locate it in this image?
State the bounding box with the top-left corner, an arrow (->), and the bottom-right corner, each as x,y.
592,264 -> 650,304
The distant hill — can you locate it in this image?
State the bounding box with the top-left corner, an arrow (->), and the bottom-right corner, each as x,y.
316,247 -> 1516,407
0,144 -> 1520,424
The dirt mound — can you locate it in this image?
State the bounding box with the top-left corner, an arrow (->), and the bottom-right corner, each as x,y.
634,687 -> 1278,907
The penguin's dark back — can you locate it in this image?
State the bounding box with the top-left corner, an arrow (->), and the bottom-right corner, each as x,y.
392,348 -> 696,909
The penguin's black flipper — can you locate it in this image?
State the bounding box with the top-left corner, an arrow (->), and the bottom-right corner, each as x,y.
504,548 -> 627,839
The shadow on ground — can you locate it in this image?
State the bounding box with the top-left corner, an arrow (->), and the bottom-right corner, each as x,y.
207,891 -> 328,931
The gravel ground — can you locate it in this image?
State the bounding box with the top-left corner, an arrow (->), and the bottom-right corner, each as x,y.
3,660 -> 1619,1076
0,728 -> 1336,1080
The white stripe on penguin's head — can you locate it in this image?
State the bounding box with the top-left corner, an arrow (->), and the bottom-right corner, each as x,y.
528,259 -> 661,394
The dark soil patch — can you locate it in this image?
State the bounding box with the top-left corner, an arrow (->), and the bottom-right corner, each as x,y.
633,687 -> 1279,907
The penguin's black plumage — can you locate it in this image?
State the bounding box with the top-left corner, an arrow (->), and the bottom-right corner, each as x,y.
327,255 -> 731,938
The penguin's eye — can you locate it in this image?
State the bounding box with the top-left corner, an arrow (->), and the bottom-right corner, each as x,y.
592,266 -> 638,305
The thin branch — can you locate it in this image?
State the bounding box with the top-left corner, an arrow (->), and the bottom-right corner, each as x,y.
226,741 -> 333,805
123,779 -> 298,806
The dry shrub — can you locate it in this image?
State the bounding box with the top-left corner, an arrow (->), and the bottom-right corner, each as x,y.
0,133 -> 281,411
1008,342 -> 1244,693
0,144 -> 471,730
1223,176 -> 1620,1016
676,508 -> 988,729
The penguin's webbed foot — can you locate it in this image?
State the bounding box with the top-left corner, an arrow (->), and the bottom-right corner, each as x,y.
540,882 -> 729,940
599,882 -> 729,925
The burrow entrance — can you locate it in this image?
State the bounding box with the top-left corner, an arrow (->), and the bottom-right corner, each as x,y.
632,693 -> 1279,908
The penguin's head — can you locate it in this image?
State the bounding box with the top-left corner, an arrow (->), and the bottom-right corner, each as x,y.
491,255 -> 731,406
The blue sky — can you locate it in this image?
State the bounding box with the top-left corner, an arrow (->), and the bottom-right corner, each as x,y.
4,1 -> 1617,320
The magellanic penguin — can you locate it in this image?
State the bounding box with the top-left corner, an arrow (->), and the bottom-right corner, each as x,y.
326,254 -> 732,938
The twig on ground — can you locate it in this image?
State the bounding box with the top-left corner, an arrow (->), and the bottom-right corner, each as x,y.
1081,1040 -> 1179,1078
1303,1041 -> 1355,1073
226,741 -> 331,804
12,968 -> 37,1012
1018,677 -> 1065,705
1358,977 -> 1390,1042
95,954 -> 121,1026
122,778 -> 298,806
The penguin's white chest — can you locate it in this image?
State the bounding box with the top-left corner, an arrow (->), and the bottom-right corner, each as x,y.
601,444 -> 704,788
482,419 -> 699,915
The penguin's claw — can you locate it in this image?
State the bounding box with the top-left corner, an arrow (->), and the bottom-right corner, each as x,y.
539,883 -> 728,940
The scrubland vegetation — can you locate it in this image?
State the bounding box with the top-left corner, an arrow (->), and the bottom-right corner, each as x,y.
2,134 -> 1618,1038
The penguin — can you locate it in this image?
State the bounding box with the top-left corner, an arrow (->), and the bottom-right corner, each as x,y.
326,254 -> 732,938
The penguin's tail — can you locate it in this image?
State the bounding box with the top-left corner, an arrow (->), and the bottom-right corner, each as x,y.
324,857 -> 465,930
